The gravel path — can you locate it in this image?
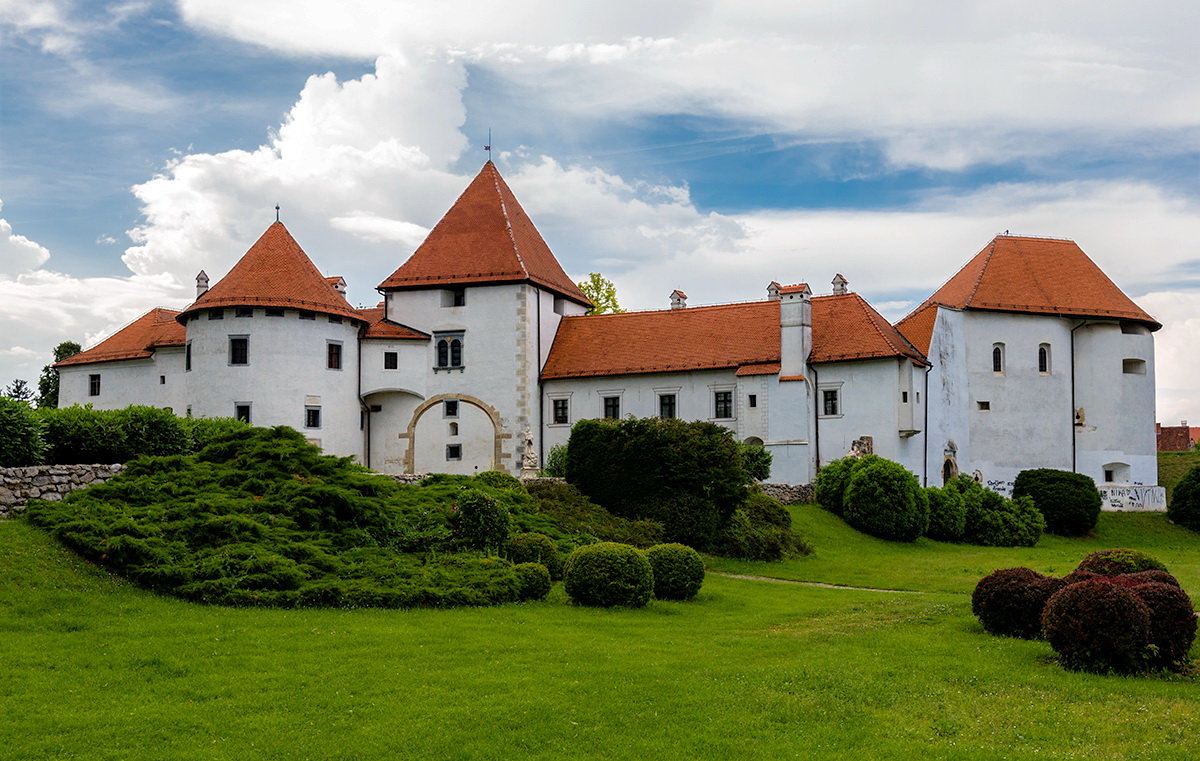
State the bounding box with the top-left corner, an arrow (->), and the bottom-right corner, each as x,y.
709,572 -> 926,594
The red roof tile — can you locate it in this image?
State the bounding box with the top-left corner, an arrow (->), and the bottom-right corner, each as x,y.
378,162 -> 591,306
57,308 -> 185,367
356,306 -> 429,340
178,222 -> 362,323
735,362 -> 781,376
913,235 -> 1160,329
894,304 -> 939,356
778,283 -> 810,294
542,294 -> 927,380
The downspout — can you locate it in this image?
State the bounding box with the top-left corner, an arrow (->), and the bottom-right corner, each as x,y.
811,363 -> 820,473
1069,320 -> 1087,473
922,363 -> 932,486
357,320 -> 371,469
536,287 -> 544,470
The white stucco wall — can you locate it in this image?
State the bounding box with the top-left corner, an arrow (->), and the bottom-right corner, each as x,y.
58,347 -> 186,412
924,307 -> 972,486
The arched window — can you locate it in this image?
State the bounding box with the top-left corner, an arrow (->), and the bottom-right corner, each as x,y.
1038,344 -> 1051,374
992,343 -> 1005,374
434,333 -> 465,369
437,339 -> 449,367
450,338 -> 462,367
449,422 -> 459,436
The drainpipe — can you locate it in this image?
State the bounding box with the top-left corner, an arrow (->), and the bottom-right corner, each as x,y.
536,287 -> 544,470
1069,320 -> 1087,473
811,363 -> 820,474
357,322 -> 371,469
922,363 -> 932,487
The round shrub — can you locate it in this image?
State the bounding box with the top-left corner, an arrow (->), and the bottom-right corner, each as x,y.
1042,579 -> 1153,674
504,532 -> 564,580
450,489 -> 512,552
512,562 -> 552,602
744,492 -> 792,529
0,396 -> 44,467
814,457 -> 864,516
972,567 -> 1066,639
1012,468 -> 1102,537
962,492 -> 1044,547
842,458 -> 928,542
1075,548 -> 1167,576
1131,582 -> 1197,670
563,542 -> 653,608
475,470 -> 524,491
925,486 -> 966,541
645,543 -> 705,600
1168,465 -> 1200,531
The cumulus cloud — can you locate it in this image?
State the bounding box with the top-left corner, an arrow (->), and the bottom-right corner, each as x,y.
0,202 -> 51,274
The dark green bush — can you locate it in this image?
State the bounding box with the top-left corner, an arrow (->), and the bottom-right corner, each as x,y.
565,417 -> 748,547
971,567 -> 1066,638
450,489 -> 511,552
512,562 -> 552,601
119,406 -> 190,458
842,458 -> 928,542
645,543 -> 705,600
745,491 -> 792,528
712,493 -> 811,561
960,487 -> 1044,547
38,405 -> 128,464
1075,549 -> 1167,576
740,444 -> 773,481
1012,468 -> 1102,536
925,486 -> 966,541
813,457 -> 863,516
1168,465 -> 1200,530
181,416 -> 253,452
563,542 -> 653,608
475,470 -> 524,491
504,532 -> 564,579
524,480 -> 663,547
0,396 -> 44,466
542,444 -> 568,478
1130,582 -> 1197,671
1042,579 -> 1153,674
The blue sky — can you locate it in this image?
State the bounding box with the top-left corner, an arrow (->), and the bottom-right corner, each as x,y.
1,0 -> 1199,420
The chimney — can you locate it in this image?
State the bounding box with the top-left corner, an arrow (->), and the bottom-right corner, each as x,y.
670,289 -> 687,310
778,283 -> 812,377
832,273 -> 848,295
331,276 -> 347,295
767,281 -> 781,301
195,270 -> 209,298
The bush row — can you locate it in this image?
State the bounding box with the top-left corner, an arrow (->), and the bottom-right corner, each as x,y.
562,541 -> 705,607
972,550 -> 1196,675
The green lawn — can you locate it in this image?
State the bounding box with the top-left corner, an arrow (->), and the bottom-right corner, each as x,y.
3,511 -> 1199,761
1160,450 -> 1200,502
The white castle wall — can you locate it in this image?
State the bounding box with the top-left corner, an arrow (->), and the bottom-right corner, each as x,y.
58,346 -> 187,413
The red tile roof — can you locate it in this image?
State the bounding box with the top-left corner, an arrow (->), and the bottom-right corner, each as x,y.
178,222 -> 363,323
911,235 -> 1160,329
378,162 -> 591,306
542,294 -> 927,380
778,283 -> 810,294
356,306 -> 429,340
56,308 -> 185,367
1157,424 -> 1192,452
894,304 -> 939,355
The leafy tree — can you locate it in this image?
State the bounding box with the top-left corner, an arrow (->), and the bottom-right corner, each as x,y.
4,378 -> 33,402
577,272 -> 625,315
36,341 -> 81,408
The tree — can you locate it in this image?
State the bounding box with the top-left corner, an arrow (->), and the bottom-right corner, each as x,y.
577,272 -> 625,315
36,341 -> 81,409
3,379 -> 33,402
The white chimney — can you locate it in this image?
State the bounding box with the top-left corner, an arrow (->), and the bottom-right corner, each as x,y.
195,270 -> 209,298
331,277 -> 347,295
832,273 -> 848,295
670,289 -> 687,310
767,281 -> 781,301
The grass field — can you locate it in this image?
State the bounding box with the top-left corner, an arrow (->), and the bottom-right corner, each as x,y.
1160,450 -> 1200,502
3,508 -> 1199,761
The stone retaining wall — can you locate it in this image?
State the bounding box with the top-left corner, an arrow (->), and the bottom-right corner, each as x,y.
0,464 -> 126,517
760,483 -> 815,505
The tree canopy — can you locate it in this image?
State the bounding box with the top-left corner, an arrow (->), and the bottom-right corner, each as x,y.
36,340 -> 81,409
577,273 -> 625,315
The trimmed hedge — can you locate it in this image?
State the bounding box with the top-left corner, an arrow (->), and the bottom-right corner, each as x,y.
512,563 -> 552,602
1167,464 -> 1200,531
0,396 -> 44,467
563,542 -> 654,608
645,543 -> 705,601
1012,468 -> 1102,536
925,485 -> 966,541
1042,579 -> 1155,674
38,405 -> 129,464
1075,549 -> 1167,576
842,458 -> 928,542
504,532 -> 564,580
971,567 -> 1065,639
814,456 -> 878,516
180,416 -> 253,452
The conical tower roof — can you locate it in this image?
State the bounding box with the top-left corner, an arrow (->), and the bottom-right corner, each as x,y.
178,222 -> 362,323
378,162 -> 591,306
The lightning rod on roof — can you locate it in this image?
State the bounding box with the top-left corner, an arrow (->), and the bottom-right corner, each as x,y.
275,204 -> 281,223
484,128 -> 492,161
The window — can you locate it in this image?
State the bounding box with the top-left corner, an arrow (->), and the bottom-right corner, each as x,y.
1123,358 -> 1147,375
821,388 -> 840,417
229,336 -> 249,366
977,401 -> 991,411
603,396 -> 621,419
327,341 -> 343,370
235,403 -> 251,423
714,390 -> 733,419
992,343 -> 1005,374
748,394 -> 757,408
265,308 -> 284,317
449,422 -> 459,436
553,297 -> 567,315
185,342 -> 192,371
235,307 -> 253,318
383,351 -> 398,370
446,444 -> 462,461
901,391 -> 909,403
1038,344 -> 1051,374
159,375 -> 166,385
659,394 -> 677,419
328,315 -> 343,324
88,374 -> 101,397
1103,462 -> 1130,483
444,400 -> 459,418
1104,468 -> 1114,483
553,398 -> 569,425
208,309 -> 224,320
304,406 -> 321,429
442,287 -> 466,307
299,310 -> 316,320
1120,322 -> 1148,335
435,333 -> 464,368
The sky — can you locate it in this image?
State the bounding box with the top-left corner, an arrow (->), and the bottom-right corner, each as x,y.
1,0 -> 1198,420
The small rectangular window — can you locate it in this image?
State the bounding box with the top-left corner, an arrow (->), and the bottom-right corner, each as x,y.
822,388 -> 840,416
603,396 -> 621,419
748,394 -> 757,408
305,406 -> 321,429
235,403 -> 251,423
446,444 -> 462,460
442,287 -> 466,307
328,315 -> 343,324
229,336 -> 249,365
659,394 -> 676,419
265,308 -> 284,317
88,374 -> 101,397
159,375 -> 166,385
383,351 -> 398,370
978,401 -> 991,411
1104,468 -> 1115,482
234,307 -> 253,318
553,398 -> 569,425
299,310 -> 316,320
185,342 -> 192,371
327,342 -> 343,370
1123,358 -> 1147,375
208,309 -> 224,320
444,400 -> 459,418
901,391 -> 909,403
714,391 -> 733,419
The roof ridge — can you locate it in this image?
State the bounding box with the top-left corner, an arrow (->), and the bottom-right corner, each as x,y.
492,164 -> 529,279
559,299 -> 775,320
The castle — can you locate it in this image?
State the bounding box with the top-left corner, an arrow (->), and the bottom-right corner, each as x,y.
57,162 -> 1163,503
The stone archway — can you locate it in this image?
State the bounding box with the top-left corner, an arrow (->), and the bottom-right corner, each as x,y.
400,393 -> 511,474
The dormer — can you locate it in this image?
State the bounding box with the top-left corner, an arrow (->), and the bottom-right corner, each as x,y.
196,270 -> 209,298
670,289 -> 688,310
326,276 -> 347,295
832,273 -> 848,295
767,281 -> 781,301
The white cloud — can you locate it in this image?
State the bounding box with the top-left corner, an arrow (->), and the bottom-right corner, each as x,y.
329,213 -> 429,247
0,202 -> 51,274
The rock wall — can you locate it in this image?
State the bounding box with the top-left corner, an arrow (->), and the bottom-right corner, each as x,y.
760,483 -> 815,505
0,464 -> 126,517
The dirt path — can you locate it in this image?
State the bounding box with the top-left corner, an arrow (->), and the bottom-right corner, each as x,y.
709,572 -> 926,594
